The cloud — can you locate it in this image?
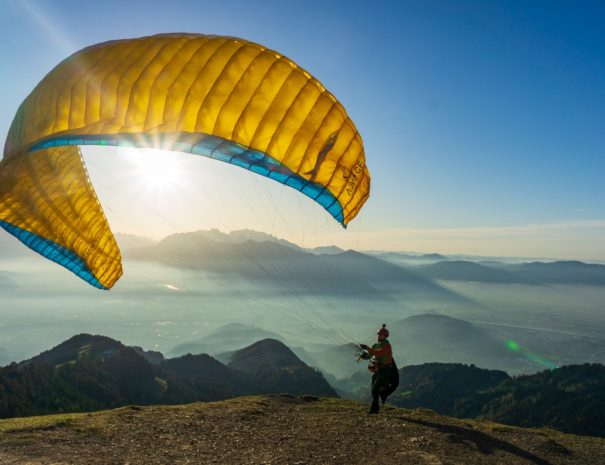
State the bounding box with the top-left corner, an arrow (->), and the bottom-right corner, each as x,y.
391,220 -> 605,240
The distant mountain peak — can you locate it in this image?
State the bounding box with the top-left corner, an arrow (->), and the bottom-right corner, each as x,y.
525,260 -> 586,267
402,313 -> 468,323
159,229 -> 302,249
230,338 -> 303,370
168,324 -> 283,359
420,253 -> 448,260
308,245 -> 344,255
416,260 -> 533,284
209,322 -> 270,334
397,313 -> 477,331
515,260 -> 605,284
114,233 -> 156,250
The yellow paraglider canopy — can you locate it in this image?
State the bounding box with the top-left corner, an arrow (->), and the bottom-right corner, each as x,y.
0,33 -> 370,289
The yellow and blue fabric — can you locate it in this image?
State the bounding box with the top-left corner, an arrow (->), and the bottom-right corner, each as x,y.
0,34 -> 370,289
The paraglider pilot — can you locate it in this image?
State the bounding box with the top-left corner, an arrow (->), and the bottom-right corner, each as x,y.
359,324 -> 398,414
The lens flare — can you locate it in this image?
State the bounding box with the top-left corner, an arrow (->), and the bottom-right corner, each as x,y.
505,339 -> 559,369
505,340 -> 520,351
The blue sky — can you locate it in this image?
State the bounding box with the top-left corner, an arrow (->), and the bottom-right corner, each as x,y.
1,0 -> 603,259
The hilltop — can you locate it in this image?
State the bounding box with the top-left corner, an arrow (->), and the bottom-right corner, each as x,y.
228,339 -> 336,397
1,395 -> 604,464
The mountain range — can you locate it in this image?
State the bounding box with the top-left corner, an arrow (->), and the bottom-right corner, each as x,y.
124,229 -> 466,300
120,229 -> 605,287
413,260 -> 534,283
3,228 -> 604,288
388,362 -> 605,438
414,259 -> 605,285
0,334 -> 336,419
168,313 -> 579,378
2,333 -> 605,439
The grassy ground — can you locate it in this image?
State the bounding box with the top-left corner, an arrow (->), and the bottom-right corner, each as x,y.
1,395 -> 603,464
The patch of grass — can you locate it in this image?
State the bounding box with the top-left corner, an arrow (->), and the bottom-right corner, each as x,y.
0,413 -> 82,433
310,397 -> 361,411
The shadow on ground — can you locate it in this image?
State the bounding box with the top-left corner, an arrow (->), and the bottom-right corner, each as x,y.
398,415 -> 555,465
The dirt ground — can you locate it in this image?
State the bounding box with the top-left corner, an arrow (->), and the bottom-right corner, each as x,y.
1,395 -> 604,464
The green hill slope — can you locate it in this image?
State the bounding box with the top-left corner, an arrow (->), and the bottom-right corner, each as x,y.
0,335 -> 337,418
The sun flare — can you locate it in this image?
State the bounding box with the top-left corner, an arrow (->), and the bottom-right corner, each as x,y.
128,148 -> 185,193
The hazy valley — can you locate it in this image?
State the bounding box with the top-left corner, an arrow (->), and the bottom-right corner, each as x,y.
1,229 -> 604,378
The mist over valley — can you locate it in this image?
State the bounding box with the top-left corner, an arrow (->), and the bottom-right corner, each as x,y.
1,229 -> 604,380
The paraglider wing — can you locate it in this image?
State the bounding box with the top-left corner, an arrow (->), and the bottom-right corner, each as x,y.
0,34 -> 370,289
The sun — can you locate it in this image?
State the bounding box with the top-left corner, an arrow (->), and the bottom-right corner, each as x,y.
128,148 -> 185,193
